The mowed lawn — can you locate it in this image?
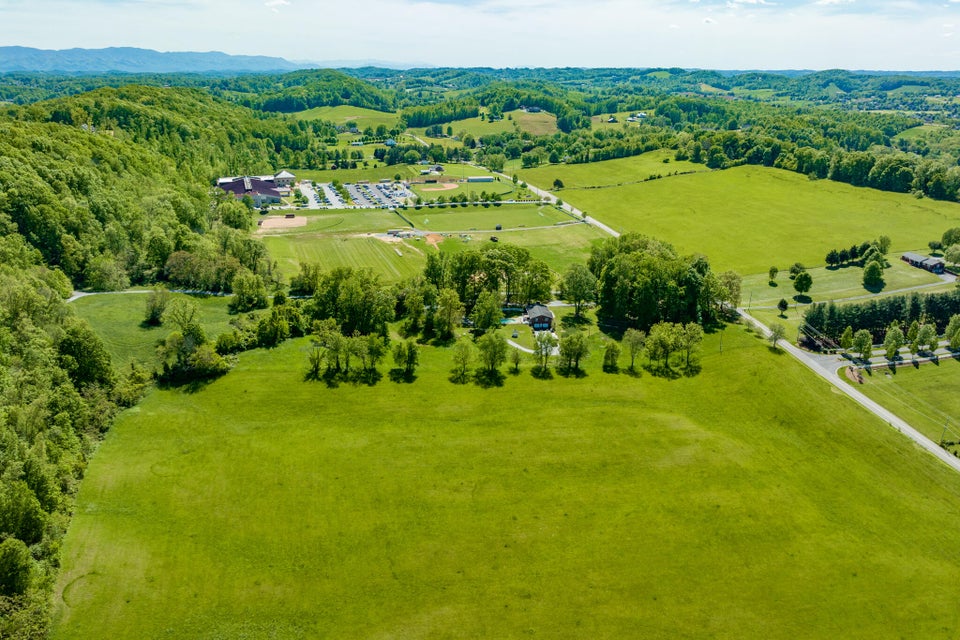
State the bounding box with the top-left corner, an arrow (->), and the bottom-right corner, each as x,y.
741,256 -> 946,309
528,163 -> 960,274
856,358 -> 960,446
263,234 -> 427,282
53,326 -> 960,639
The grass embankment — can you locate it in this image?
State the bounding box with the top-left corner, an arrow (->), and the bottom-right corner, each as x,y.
53,323 -> 960,639
521,161 -> 960,275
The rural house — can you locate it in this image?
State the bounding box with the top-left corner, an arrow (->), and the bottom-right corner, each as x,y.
901,252 -> 946,274
526,304 -> 554,331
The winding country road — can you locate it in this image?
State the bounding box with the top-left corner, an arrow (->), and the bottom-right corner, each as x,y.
738,308 -> 960,473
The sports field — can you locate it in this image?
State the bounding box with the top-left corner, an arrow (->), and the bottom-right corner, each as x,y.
263,233 -> 427,282
520,162 -> 960,275
52,325 -> 960,639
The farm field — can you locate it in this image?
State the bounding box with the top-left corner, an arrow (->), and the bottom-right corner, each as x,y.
527,163 -> 960,275
519,149 -> 705,188
52,325 -> 960,639
408,109 -> 557,146
854,357 -> 960,447
71,293 -> 234,369
263,233 -> 426,282
291,105 -> 399,130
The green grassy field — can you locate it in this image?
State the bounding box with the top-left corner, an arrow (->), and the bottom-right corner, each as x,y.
263,234 -> 427,282
410,182 -> 525,203
519,149 -> 705,188
260,210 -> 406,235
855,357 -> 960,447
71,293 -> 234,368
742,256 -> 945,309
403,203 -> 573,232
52,324 -> 960,639
438,223 -> 607,273
291,105 -> 400,130
526,163 -> 960,275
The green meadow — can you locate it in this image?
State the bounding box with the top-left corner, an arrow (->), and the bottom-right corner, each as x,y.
71,293 -> 234,368
53,324 -> 960,639
522,163 -> 960,275
741,256 -> 945,309
291,105 -> 400,130
519,149 -> 704,187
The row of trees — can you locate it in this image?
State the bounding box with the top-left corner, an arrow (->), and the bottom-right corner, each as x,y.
804,289 -> 960,343
840,314 -> 960,361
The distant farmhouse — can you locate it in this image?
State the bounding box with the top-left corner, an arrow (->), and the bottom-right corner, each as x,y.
901,252 -> 946,274
217,171 -> 295,207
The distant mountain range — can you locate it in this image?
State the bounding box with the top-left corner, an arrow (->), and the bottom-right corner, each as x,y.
0,47 -> 307,74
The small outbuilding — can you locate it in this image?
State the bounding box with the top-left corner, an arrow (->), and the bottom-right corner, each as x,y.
526,304 -> 554,331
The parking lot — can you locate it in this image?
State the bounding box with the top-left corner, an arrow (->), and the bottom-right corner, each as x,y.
311,181 -> 414,210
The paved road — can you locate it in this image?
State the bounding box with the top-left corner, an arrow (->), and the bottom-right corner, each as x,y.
738,308 -> 960,474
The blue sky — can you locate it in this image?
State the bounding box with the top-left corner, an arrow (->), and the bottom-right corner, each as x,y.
2,0 -> 959,69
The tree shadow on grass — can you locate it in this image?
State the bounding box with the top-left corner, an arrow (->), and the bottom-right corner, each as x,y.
156,374 -> 221,394
557,366 -> 588,379
792,294 -> 812,304
560,315 -> 592,330
474,369 -> 505,388
389,368 -> 417,384
448,370 -> 471,385
863,280 -> 886,294
768,281 -> 779,287
766,346 -> 787,355
531,365 -> 553,380
643,363 -> 680,380
681,361 -> 702,377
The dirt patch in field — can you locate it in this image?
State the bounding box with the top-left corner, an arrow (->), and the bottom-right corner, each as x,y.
844,366 -> 864,384
425,233 -> 443,248
421,183 -> 459,192
257,216 -> 307,230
